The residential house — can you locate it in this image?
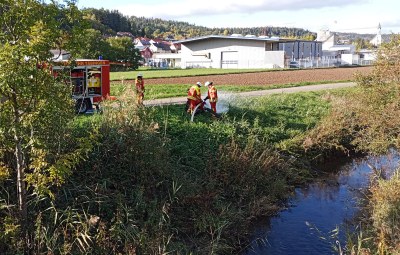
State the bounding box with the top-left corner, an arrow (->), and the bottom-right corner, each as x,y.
151,41 -> 182,68
134,39 -> 182,68
139,47 -> 153,65
149,42 -> 172,53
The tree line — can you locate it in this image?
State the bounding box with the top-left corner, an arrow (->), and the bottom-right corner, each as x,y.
82,8 -> 317,40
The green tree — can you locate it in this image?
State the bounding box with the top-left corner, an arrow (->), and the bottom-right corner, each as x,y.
74,28 -> 109,59
353,37 -> 373,51
0,0 -> 88,250
153,28 -> 161,38
144,26 -> 152,37
301,33 -> 317,41
105,36 -> 142,69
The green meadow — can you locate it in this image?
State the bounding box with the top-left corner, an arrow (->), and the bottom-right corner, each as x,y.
110,68 -> 273,80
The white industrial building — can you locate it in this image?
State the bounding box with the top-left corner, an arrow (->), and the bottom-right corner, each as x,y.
177,35 -> 322,69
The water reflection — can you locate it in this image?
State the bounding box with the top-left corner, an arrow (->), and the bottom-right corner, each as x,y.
245,152 -> 399,255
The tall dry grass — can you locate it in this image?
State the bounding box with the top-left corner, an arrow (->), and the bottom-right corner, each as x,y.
369,170 -> 400,254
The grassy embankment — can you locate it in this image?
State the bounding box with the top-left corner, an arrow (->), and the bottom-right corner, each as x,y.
49,88 -> 339,254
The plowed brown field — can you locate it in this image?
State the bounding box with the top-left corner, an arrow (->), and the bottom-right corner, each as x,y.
144,67 -> 373,86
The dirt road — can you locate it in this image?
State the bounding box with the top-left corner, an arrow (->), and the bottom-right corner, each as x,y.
144,66 -> 372,86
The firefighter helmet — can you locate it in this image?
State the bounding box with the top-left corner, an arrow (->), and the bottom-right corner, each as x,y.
196,82 -> 202,87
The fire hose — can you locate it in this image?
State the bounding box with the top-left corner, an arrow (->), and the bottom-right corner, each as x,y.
190,99 -> 205,122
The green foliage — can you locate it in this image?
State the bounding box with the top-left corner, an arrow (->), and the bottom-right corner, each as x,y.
82,8 -> 131,35
73,31 -> 142,69
353,37 -> 374,51
74,29 -> 109,59
228,93 -> 331,148
0,0 -> 91,251
104,37 -> 142,69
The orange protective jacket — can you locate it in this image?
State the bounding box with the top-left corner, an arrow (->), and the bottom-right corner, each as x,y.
187,85 -> 201,101
135,79 -> 144,94
207,85 -> 218,102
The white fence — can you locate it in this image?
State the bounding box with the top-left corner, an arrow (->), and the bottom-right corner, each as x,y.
285,58 -> 374,69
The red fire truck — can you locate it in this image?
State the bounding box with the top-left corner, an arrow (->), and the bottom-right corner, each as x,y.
52,59 -> 111,113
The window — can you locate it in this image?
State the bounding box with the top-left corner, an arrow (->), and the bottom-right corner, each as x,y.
265,42 -> 279,51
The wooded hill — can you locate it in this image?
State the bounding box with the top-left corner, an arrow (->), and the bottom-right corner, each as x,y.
82,8 -> 317,40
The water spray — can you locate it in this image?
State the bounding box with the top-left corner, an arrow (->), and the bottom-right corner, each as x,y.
190,91 -> 233,122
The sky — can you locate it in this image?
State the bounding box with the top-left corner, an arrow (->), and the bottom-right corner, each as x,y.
76,0 -> 400,34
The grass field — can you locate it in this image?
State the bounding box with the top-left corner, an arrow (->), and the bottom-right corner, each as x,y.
110,68 -> 272,80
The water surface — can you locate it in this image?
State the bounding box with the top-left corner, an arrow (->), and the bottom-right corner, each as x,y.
245,153 -> 398,255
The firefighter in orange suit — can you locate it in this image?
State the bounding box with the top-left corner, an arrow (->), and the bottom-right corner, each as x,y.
205,81 -> 218,113
187,82 -> 203,114
135,73 -> 145,105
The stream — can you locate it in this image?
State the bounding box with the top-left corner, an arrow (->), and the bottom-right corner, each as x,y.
244,152 -> 399,255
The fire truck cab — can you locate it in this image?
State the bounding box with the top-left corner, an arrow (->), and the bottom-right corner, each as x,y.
52,59 -> 111,113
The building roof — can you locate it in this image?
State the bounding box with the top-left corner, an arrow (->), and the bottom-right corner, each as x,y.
177,35 -> 280,44
140,40 -> 151,46
177,35 -> 320,44
152,42 -> 172,51
328,45 -> 354,51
